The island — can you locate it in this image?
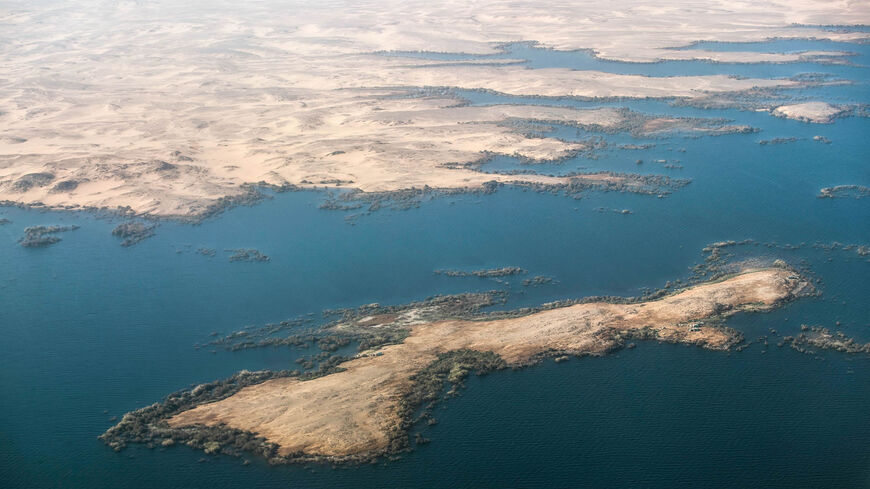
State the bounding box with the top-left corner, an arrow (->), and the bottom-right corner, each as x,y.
111,222 -> 156,247
18,225 -> 79,247
102,267 -> 810,464
771,102 -> 847,124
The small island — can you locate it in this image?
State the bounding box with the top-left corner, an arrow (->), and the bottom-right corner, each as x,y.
102,267 -> 810,465
227,248 -> 270,262
18,225 -> 79,247
112,222 -> 156,247
434,266 -> 526,278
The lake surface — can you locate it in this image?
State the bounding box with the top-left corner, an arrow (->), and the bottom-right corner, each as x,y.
1,36 -> 869,488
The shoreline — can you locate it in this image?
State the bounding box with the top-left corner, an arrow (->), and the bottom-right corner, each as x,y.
1,170 -> 690,229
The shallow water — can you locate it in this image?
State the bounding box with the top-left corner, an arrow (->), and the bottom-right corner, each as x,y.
1,36 -> 869,488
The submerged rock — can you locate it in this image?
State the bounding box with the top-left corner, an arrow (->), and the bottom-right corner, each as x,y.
227,248 -> 270,262
435,266 -> 525,278
818,185 -> 870,199
784,325 -> 870,355
758,137 -> 800,145
112,222 -> 156,247
18,225 -> 78,247
522,276 -> 555,287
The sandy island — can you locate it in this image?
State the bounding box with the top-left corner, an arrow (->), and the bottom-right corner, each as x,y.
132,268 -> 810,462
771,102 -> 848,124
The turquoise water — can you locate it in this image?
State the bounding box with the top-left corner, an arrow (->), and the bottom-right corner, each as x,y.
2,37 -> 870,488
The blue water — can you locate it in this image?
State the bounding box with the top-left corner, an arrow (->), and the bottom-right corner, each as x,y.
385,38 -> 870,79
2,36 -> 870,488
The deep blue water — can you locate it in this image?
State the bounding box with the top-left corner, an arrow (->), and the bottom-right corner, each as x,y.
2,36 -> 869,488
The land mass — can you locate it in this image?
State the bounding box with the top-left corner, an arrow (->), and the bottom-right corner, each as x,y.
771,102 -> 849,124
103,267 -> 810,464
0,102 -> 730,220
3,1 -> 868,219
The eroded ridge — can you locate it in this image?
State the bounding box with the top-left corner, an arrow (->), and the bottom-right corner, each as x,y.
102,268 -> 810,464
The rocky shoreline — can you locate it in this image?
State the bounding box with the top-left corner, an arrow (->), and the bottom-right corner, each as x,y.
3,168 -> 686,240
100,266 -> 812,466
99,370 -> 291,461
779,325 -> 870,355
316,172 -> 689,218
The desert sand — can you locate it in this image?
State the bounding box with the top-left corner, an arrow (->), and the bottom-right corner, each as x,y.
168,268 -> 808,459
2,1 -> 868,218
0,101 -> 699,217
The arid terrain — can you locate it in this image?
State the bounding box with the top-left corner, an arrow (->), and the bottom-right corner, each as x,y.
161,268 -> 808,461
2,0 -> 869,218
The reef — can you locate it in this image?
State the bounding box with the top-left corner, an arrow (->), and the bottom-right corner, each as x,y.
758,137 -> 801,145
594,206 -> 632,215
435,267 -> 526,278
18,225 -> 79,247
0,218 -> 10,225
818,185 -> 870,199
111,222 -> 157,247
619,143 -> 656,150
780,325 -> 870,355
227,248 -> 270,262
522,276 -> 556,287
